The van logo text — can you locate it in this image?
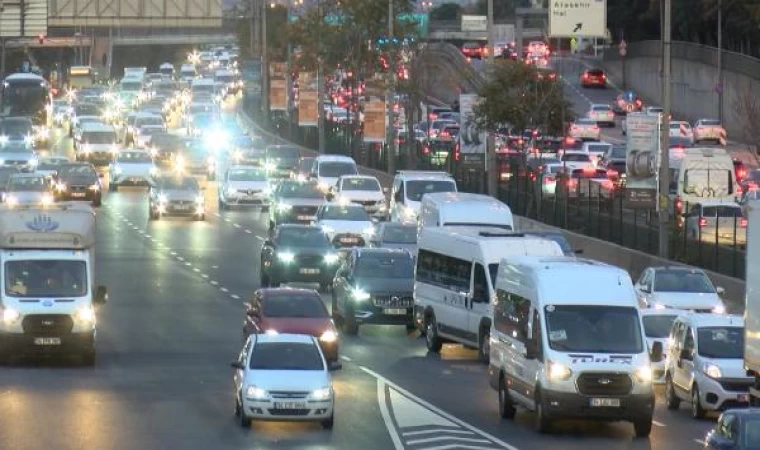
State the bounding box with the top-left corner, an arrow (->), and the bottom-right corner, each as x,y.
26,215 -> 59,232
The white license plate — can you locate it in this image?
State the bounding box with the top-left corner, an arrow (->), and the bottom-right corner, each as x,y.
590,398 -> 620,407
297,215 -> 314,221
738,393 -> 750,402
341,237 -> 359,243
300,268 -> 320,274
274,402 -> 306,409
174,205 -> 190,211
34,337 -> 61,346
384,308 -> 407,315
71,193 -> 86,198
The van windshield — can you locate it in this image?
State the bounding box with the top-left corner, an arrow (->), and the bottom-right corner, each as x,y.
5,260 -> 88,297
697,327 -> 743,359
405,179 -> 456,202
683,169 -> 734,196
318,161 -> 357,178
545,305 -> 644,353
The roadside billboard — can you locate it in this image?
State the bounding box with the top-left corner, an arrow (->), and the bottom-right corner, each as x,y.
298,89 -> 318,126
624,112 -> 660,209
363,99 -> 386,143
459,94 -> 485,154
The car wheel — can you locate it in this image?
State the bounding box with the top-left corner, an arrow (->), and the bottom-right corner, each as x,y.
534,389 -> 552,434
321,412 -> 334,429
92,197 -> 102,207
343,306 -> 358,335
478,325 -> 490,363
633,418 -> 653,438
425,315 -> 443,353
691,385 -> 706,419
240,403 -> 252,428
498,375 -> 516,419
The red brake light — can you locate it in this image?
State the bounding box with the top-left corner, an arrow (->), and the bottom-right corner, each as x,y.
675,196 -> 683,213
738,168 -> 747,179
636,100 -> 642,107
583,167 -> 595,174
423,145 -> 430,155
699,217 -> 707,228
607,169 -> 618,178
741,218 -> 748,228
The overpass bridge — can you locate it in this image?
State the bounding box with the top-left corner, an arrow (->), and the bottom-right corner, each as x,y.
427,20 -> 543,42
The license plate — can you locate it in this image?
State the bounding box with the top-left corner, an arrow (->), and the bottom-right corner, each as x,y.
384,308 -> 407,315
300,268 -> 320,274
34,337 -> 61,346
341,237 -> 359,243
71,192 -> 85,198
297,215 -> 315,221
590,398 -> 620,407
738,393 -> 750,402
174,205 -> 190,211
274,402 -> 306,409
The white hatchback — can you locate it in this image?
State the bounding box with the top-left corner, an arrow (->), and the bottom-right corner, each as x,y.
231,333 -> 336,429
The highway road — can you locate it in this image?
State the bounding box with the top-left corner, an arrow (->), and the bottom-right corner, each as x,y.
0,97 -> 720,450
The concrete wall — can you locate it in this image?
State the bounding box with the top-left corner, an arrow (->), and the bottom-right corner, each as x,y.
601,41 -> 760,142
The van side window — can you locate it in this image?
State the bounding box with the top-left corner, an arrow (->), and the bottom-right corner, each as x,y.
531,310 -> 543,360
396,182 -> 405,203
416,249 -> 470,291
684,327 -> 695,352
494,289 -> 531,341
472,263 -> 489,303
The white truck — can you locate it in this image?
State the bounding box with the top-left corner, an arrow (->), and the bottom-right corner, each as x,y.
745,202 -> 760,403
0,203 -> 107,365
124,67 -> 147,81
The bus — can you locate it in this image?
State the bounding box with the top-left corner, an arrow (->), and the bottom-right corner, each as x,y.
0,73 -> 53,147
68,66 -> 94,90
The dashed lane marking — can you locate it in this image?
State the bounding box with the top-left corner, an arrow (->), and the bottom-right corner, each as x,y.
201,274 -> 209,279
210,280 -> 219,286
340,356 -> 352,362
220,287 -> 229,293
193,268 -> 201,273
233,223 -> 241,228
256,236 -> 265,241
245,229 -> 252,234
231,294 -> 241,299
652,420 -> 666,427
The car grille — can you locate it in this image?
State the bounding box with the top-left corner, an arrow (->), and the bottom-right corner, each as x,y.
22,314 -> 74,336
372,295 -> 414,308
267,409 -> 310,416
68,185 -> 89,193
719,379 -> 753,392
333,234 -> 365,247
239,189 -> 262,196
354,200 -> 380,207
169,200 -> 194,207
269,391 -> 309,399
295,254 -> 323,265
293,205 -> 318,215
576,372 -> 633,396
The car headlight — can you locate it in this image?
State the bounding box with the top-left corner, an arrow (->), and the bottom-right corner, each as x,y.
277,252 -> 295,263
265,162 -> 276,172
310,387 -> 332,400
276,203 -> 293,212
29,158 -> 38,167
634,366 -> 653,383
41,194 -> 54,205
324,253 -> 339,264
245,385 -> 268,399
76,306 -> 96,323
547,360 -> 573,381
704,363 -> 723,379
233,150 -> 243,160
713,304 -> 726,314
5,195 -> 18,207
0,135 -> 7,145
403,206 -> 416,217
362,227 -> 375,236
352,289 -> 370,301
150,167 -> 159,177
82,144 -> 91,154
2,308 -> 20,324
57,182 -> 67,192
89,184 -> 100,191
158,194 -> 168,204
207,156 -> 216,167
320,329 -> 338,343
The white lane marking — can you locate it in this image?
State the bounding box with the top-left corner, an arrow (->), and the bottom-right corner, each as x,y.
406,436 -> 492,446
652,420 -> 666,427
245,229 -> 252,234
402,429 -> 475,437
185,262 -> 192,266
210,280 -> 219,285
233,223 -> 241,228
177,256 -> 185,261
256,236 -> 265,241
340,356 -> 352,362
201,274 -> 209,279
193,268 -> 201,273
363,366 -> 520,450
220,287 -> 229,293
231,294 -> 241,299
145,234 -> 151,238
694,439 -> 705,445
170,251 -> 177,256
377,379 -> 405,450
212,265 -> 218,269
224,218 -> 232,222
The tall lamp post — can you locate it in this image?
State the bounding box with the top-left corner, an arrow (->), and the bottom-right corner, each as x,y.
485,0 -> 497,196
658,0 -> 672,258
716,0 -> 723,123
385,0 -> 396,175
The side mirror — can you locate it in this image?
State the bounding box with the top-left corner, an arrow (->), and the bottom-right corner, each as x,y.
638,285 -> 651,294
98,172 -> 105,178
717,286 -> 725,296
680,348 -> 693,360
650,341 -> 663,362
230,360 -> 244,370
383,187 -> 389,194
94,286 -> 108,305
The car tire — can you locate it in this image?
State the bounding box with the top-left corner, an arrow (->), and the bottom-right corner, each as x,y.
478,325 -> 490,364
498,375 -> 516,419
691,385 -> 706,419
534,389 -> 552,434
633,418 -> 653,438
425,315 -> 443,353
92,197 -> 102,207
240,407 -> 252,428
343,306 -> 358,335
321,413 -> 334,429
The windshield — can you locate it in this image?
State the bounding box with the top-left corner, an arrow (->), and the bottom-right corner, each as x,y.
697,327 -> 743,359
0,120 -> 32,135
576,119 -> 595,125
321,206 -> 369,221
355,254 -> 415,278
405,179 -> 456,202
654,270 -> 715,293
277,227 -> 330,247
592,106 -> 611,111
6,260 -> 87,297
342,178 -> 380,191
161,177 -> 198,190
587,144 -> 611,153
267,147 -> 300,161
611,147 -> 627,159
136,116 -> 163,127
118,152 -> 153,163
152,134 -> 184,150
8,176 -> 47,191
37,159 -> 66,170
318,161 -> 357,178
249,342 -> 324,371
192,84 -> 214,94
58,165 -> 96,177
382,226 -> 417,244
83,131 -> 116,144
216,75 -> 234,83
263,295 -> 328,318
700,120 -> 721,126
0,168 -> 18,183
525,232 -> 573,255
278,182 -> 324,198
298,159 -> 315,171
228,167 -> 266,181
702,206 -> 743,218
642,315 -> 678,338
1,82 -> 47,116
121,82 -> 142,92
563,154 -> 591,162
545,305 -> 644,353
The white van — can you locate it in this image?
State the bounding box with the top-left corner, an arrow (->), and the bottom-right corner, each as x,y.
414,227 -> 564,362
674,148 -> 738,211
191,78 -> 216,98
309,155 -> 359,192
418,192 -> 513,230
488,257 -> 655,437
390,171 -> 457,223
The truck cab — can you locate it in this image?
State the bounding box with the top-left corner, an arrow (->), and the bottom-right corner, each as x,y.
0,203 -> 107,365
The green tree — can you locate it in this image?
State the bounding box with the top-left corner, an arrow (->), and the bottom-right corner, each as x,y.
234,4 -> 289,60
429,2 -> 461,21
473,61 -> 574,135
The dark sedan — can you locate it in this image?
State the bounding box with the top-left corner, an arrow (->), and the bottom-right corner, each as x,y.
53,163 -> 102,206
260,224 -> 341,290
331,248 -> 415,334
704,408 -> 760,449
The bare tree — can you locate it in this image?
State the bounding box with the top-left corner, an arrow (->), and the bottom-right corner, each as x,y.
733,83 -> 760,162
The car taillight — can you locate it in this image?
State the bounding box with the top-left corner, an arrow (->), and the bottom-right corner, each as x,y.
738,168 -> 747,180
675,196 -> 683,214
636,99 -> 642,107
567,179 -> 577,188
699,217 -> 707,228
583,73 -> 589,79
607,169 -> 618,178
741,217 -> 748,228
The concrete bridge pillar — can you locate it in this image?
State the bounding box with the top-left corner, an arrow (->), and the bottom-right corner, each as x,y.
92,34 -> 111,79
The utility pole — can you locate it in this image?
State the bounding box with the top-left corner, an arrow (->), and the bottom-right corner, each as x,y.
286,0 -> 293,138
261,0 -> 269,117
658,0 -> 672,258
317,0 -> 325,153
249,0 -> 258,57
486,0 -> 497,196
717,0 -> 723,123
385,0 -> 396,175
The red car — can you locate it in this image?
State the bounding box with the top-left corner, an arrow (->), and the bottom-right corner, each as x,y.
462,42 -> 483,59
243,288 -> 339,363
581,69 -> 607,88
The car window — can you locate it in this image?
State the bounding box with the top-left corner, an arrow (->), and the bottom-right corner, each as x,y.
227,167 -> 266,181
700,119 -> 721,127
653,270 -> 715,293
318,161 -> 357,178
341,178 -> 380,191
58,165 -> 96,177
262,296 -> 328,318
321,206 -> 369,221
697,326 -> 743,359
701,206 -> 743,218
743,417 -> 760,446
160,177 -> 198,190
278,182 -> 324,198
562,154 -> 591,162
8,176 -> 47,191
276,227 -> 330,247
354,254 -> 414,278
118,152 -> 153,163
382,226 -> 417,244
405,179 -> 456,202
249,342 -> 324,371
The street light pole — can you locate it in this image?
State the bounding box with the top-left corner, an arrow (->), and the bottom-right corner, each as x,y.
261,1 -> 269,117
386,0 -> 396,175
317,0 -> 325,153
658,0 -> 672,258
717,0 -> 723,123
286,0 -> 294,138
486,0 -> 497,196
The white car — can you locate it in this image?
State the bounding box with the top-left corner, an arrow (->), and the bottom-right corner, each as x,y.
3,173 -> 54,206
559,151 -> 595,171
580,141 -> 612,164
311,155 -> 359,193
683,200 -> 746,245
693,119 -> 726,144
640,308 -> 689,385
109,150 -> 158,191
586,104 -> 615,127
332,175 -> 387,219
568,118 -> 601,141
231,333 -> 335,429
634,266 -> 726,313
36,156 -> 70,179
314,203 -> 375,248
134,125 -> 165,148
218,165 -> 271,210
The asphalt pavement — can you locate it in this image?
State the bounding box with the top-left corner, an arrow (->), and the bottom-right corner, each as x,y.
0,97 -> 720,450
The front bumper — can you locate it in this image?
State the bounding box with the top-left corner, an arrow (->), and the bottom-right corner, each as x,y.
541,388 -> 654,423
0,329 -> 95,356
81,152 -> 116,165
242,397 -> 333,421
222,191 -> 270,206
57,188 -> 100,201
696,375 -> 753,411
352,300 -> 414,326
113,173 -> 155,186
268,262 -> 338,284
154,201 -> 205,216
